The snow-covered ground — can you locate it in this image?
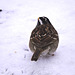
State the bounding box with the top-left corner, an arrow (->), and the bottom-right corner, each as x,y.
0,0 -> 75,75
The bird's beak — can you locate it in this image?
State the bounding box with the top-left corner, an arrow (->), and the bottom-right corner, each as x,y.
38,17 -> 39,20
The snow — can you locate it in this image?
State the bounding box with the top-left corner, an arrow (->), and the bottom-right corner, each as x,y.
0,0 -> 75,75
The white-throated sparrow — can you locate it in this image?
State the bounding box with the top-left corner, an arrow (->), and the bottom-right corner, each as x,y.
29,16 -> 59,61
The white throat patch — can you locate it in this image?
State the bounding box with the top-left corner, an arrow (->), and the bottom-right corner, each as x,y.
39,19 -> 43,25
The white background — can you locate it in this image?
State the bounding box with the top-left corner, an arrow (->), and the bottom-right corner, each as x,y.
0,0 -> 75,75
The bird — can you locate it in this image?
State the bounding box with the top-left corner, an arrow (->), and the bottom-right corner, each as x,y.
29,16 -> 59,61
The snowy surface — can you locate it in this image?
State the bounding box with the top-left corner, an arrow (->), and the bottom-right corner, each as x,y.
0,0 -> 75,75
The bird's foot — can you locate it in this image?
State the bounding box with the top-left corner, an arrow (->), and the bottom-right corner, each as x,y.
52,54 -> 54,56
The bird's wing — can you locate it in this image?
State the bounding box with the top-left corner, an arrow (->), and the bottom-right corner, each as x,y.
30,25 -> 58,48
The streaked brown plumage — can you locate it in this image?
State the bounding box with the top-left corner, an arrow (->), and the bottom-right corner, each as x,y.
29,16 -> 59,61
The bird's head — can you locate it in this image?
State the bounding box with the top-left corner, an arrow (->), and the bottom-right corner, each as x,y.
36,16 -> 51,27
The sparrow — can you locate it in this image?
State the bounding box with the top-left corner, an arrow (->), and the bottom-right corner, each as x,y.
29,16 -> 59,61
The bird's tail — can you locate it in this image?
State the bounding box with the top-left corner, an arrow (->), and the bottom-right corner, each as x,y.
31,49 -> 41,61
